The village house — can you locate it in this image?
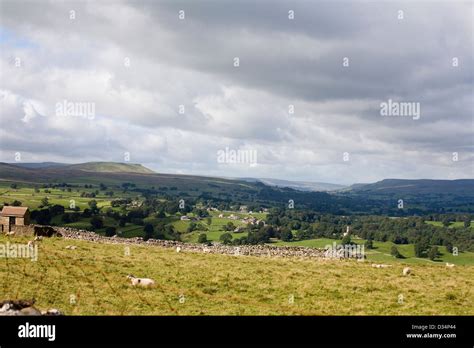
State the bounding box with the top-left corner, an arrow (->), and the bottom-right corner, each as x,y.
228,214 -> 239,220
0,206 -> 56,237
241,216 -> 257,225
0,206 -> 30,233
343,226 -> 350,237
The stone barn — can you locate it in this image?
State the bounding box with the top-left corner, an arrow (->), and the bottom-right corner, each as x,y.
1,206 -> 30,233
0,206 -> 57,237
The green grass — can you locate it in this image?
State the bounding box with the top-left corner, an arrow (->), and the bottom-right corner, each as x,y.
273,239 -> 474,265
173,215 -> 251,243
118,224 -> 145,238
0,185 -> 118,210
184,230 -> 248,243
272,238 -> 343,249
425,220 -> 473,229
1,234 -> 472,315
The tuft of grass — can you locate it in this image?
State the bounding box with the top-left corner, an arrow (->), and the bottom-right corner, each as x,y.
445,293 -> 457,301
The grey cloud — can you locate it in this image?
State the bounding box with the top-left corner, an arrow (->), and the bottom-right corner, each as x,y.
0,0 -> 472,184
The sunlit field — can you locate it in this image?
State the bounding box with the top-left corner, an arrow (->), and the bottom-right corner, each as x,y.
1,235 -> 472,315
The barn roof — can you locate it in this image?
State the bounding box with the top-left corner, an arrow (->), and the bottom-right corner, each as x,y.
1,206 -> 29,217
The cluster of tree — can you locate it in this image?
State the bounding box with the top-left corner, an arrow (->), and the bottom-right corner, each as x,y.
80,191 -> 98,198
141,222 -> 180,241
266,210 -> 473,252
187,222 -> 208,233
111,198 -> 132,207
30,204 -> 65,225
3,200 -> 23,206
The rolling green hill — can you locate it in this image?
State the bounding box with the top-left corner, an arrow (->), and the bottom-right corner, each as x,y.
348,179 -> 474,195
1,163 -> 474,214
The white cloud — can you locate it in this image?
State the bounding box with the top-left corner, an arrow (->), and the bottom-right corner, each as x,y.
0,0 -> 472,184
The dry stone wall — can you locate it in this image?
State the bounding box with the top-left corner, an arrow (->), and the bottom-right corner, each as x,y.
53,227 -> 364,260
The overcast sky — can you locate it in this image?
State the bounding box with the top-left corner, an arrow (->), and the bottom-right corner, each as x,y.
0,0 -> 472,185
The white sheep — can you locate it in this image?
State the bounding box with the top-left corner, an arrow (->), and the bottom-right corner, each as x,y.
402,267 -> 411,276
371,263 -> 391,268
65,245 -> 77,250
176,246 -> 181,253
446,263 -> 455,268
126,274 -> 155,288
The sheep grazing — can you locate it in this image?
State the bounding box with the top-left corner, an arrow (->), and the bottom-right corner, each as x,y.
446,263 -> 455,268
402,267 -> 411,276
65,245 -> 77,250
126,274 -> 155,288
176,246 -> 181,253
371,263 -> 391,268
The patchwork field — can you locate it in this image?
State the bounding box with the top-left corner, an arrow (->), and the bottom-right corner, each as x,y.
0,184 -> 118,210
273,239 -> 474,265
425,220 -> 474,229
1,235 -> 473,315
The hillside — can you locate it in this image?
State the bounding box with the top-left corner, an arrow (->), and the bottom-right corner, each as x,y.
1,163 -> 474,214
8,161 -> 155,174
349,179 -> 474,195
242,177 -> 347,192
63,162 -> 155,174
0,162 -> 258,194
1,234 -> 472,315
8,162 -> 68,169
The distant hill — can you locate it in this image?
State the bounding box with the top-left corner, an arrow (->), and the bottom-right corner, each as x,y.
241,177 -> 347,192
9,162 -> 68,169
1,162 -> 473,214
348,179 -> 474,195
6,161 -> 154,174
0,162 -> 258,196
62,162 -> 155,174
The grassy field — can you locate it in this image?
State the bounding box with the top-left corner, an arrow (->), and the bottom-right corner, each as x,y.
0,235 -> 473,315
178,214 -> 250,243
273,239 -> 474,265
425,220 -> 474,229
0,183 -> 120,210
0,183 -> 263,242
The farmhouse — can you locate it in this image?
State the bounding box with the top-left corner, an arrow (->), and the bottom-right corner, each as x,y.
0,206 -> 30,232
0,206 -> 56,237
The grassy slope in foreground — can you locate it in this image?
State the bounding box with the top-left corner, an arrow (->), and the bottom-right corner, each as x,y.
1,235 -> 473,315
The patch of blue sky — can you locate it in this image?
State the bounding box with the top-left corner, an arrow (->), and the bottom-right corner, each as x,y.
0,26 -> 38,49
